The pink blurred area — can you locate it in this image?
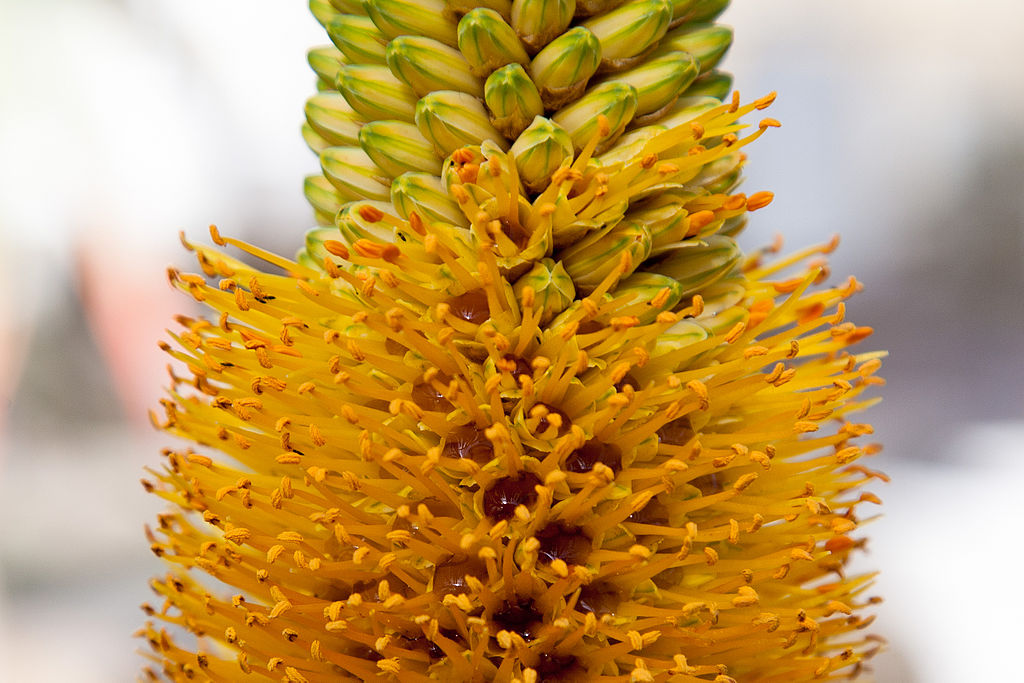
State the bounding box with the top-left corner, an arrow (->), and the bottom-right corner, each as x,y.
0,1 -> 1022,681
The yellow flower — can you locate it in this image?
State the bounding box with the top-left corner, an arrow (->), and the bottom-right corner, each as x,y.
140,2 -> 884,681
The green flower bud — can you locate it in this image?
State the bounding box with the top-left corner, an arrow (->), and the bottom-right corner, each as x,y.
513,258 -> 575,324
684,70 -> 732,100
606,51 -> 699,117
699,275 -> 746,315
582,0 -> 673,68
335,200 -> 398,246
718,214 -> 747,238
359,120 -> 443,178
510,116 -> 574,192
627,201 -> 692,254
675,0 -> 729,24
327,15 -> 387,65
551,82 -> 638,153
301,225 -> 347,269
690,152 -> 744,195
307,45 -> 345,84
644,235 -> 740,296
529,26 -> 602,109
594,124 -> 665,166
657,95 -> 720,129
386,36 -> 484,98
364,0 -> 459,47
302,123 -> 331,155
457,8 -> 530,77
650,319 -> 709,363
305,92 -> 363,146
415,90 -> 509,157
446,0 -> 512,18
510,0 -> 575,53
390,172 -> 469,227
320,146 -> 391,201
304,174 -> 353,225
309,0 -> 342,29
484,64 -> 544,139
576,0 -> 628,16
660,23 -> 733,73
612,272 -> 684,324
336,64 -> 418,123
328,0 -> 370,14
560,218 -> 651,293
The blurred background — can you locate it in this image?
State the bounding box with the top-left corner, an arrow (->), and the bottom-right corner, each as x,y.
0,0 -> 1021,680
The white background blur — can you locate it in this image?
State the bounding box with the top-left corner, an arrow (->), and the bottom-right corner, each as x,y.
1,1 -> 1022,681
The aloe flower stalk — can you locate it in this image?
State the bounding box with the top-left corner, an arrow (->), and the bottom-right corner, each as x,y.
140,2 -> 885,681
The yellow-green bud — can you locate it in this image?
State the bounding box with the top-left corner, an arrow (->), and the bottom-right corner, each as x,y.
691,152 -> 744,195
510,0 -> 575,53
582,0 -> 673,68
560,218 -> 651,293
606,51 -> 699,117
305,92 -> 363,147
310,0 -> 343,29
327,15 -> 387,65
301,226 -> 347,270
650,319 -> 709,364
510,116 -> 574,192
594,124 -> 665,166
513,258 -> 575,324
699,275 -> 746,315
677,0 -> 729,24
660,23 -> 733,73
627,201 -> 692,254
529,27 -> 602,109
307,46 -> 346,84
657,95 -> 720,129
336,64 -> 418,123
358,120 -> 443,178
446,0 -> 512,18
685,70 -> 732,100
328,0 -> 369,14
551,82 -> 638,153
386,36 -> 484,98
304,174 -> 353,225
320,146 -> 391,201
576,0 -> 629,16
390,172 -> 469,227
335,200 -> 398,246
612,272 -> 684,324
415,90 -> 509,157
364,0 -> 459,48
457,8 -> 530,77
647,235 -> 740,296
302,123 -> 331,155
484,64 -> 544,139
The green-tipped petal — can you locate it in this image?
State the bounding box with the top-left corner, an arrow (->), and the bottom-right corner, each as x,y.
305,92 -> 363,146
484,64 -> 544,139
335,200 -> 399,246
302,123 -> 331,155
391,172 -> 469,227
529,26 -> 602,109
612,272 -> 684,324
684,70 -> 732,100
457,8 -> 530,77
509,0 -> 575,53
644,234 -> 740,296
605,51 -> 699,117
327,15 -> 388,64
328,0 -> 369,14
551,82 -> 638,153
364,0 -> 459,47
416,90 -> 509,157
336,64 -> 418,122
628,201 -> 693,254
660,23 -> 733,73
657,95 -> 720,129
594,124 -> 665,166
307,45 -> 346,84
386,36 -> 484,98
359,120 -> 443,178
446,0 -> 513,17
305,174 -> 354,224
560,218 -> 651,293
582,0 -> 673,67
510,116 -> 574,192
310,0 -> 342,28
513,258 -> 575,324
676,0 -> 729,24
301,225 -> 347,270
320,146 -> 391,201
650,319 -> 709,363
